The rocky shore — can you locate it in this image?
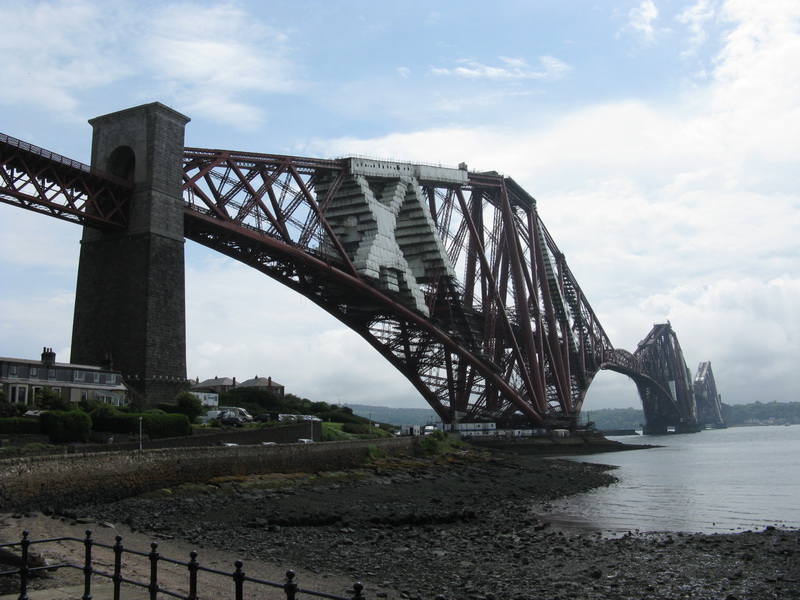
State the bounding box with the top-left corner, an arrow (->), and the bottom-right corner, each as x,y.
3,447 -> 798,599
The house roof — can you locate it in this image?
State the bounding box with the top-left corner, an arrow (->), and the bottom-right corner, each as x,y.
0,356 -> 111,371
237,376 -> 283,388
193,377 -> 235,388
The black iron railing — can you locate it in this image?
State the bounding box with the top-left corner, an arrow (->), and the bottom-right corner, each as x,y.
0,530 -> 385,600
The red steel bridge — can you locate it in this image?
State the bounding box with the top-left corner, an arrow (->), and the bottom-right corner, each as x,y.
0,104 -> 723,433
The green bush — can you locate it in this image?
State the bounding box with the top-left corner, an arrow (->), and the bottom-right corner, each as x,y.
159,393 -> 204,422
92,412 -> 190,439
342,423 -> 371,435
142,413 -> 191,439
365,444 -> 385,460
40,411 -> 91,443
89,404 -> 121,430
0,417 -> 42,434
316,410 -> 364,424
419,429 -> 450,455
0,401 -> 18,418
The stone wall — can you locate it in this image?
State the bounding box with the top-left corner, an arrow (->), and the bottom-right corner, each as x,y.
0,437 -> 416,512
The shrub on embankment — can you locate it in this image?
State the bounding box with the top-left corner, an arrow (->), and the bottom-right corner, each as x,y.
0,437 -> 417,512
90,411 -> 191,439
0,417 -> 41,435
39,411 -> 92,443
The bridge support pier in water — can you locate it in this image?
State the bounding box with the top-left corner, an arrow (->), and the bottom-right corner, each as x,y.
71,103 -> 190,406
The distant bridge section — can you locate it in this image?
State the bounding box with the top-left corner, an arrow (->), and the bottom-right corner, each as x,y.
694,361 -> 725,428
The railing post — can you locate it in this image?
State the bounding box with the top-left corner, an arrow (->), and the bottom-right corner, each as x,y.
350,581 -> 365,600
112,536 -> 123,600
17,531 -> 30,600
283,570 -> 298,600
82,530 -> 94,600
233,560 -> 245,600
187,551 -> 199,600
148,542 -> 160,600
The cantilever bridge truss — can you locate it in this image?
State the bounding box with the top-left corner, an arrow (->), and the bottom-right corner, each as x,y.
0,126 -> 723,430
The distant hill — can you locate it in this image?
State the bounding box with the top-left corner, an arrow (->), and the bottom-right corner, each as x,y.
346,404 -> 440,427
348,401 -> 800,430
583,407 -> 645,431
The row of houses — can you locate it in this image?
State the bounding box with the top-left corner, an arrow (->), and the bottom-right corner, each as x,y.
0,347 -> 286,408
0,348 -> 127,406
189,376 -> 286,407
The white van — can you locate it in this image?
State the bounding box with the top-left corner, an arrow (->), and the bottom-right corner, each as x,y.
217,406 -> 253,422
200,410 -> 224,425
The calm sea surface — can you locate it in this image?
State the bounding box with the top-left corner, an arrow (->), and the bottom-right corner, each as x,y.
541,425 -> 800,535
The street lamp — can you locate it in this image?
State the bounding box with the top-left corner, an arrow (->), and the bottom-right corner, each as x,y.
139,416 -> 143,451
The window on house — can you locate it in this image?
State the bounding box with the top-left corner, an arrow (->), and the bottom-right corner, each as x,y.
48,369 -> 55,379
10,385 -> 27,404
9,366 -> 18,377
74,371 -> 84,381
93,372 -> 100,383
30,367 -> 38,377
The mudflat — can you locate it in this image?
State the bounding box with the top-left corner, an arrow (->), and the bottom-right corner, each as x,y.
3,448 -> 798,599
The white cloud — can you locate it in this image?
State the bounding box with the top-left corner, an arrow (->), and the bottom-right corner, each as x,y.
0,0 -> 130,112
676,0 -> 718,57
430,56 -> 570,81
621,0 -> 670,45
137,3 -> 300,127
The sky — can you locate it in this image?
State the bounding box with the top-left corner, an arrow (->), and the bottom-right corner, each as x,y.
1,0 -> 798,412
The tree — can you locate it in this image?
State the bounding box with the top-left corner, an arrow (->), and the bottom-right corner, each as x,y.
174,391 -> 204,421
0,400 -> 16,418
36,387 -> 70,411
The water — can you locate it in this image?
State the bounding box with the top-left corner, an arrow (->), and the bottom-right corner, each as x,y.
541,425 -> 800,535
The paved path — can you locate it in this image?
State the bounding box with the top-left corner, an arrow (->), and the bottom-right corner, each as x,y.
0,581 -> 150,600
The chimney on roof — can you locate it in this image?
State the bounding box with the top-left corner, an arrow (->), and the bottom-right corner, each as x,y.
268,376 -> 272,388
41,347 -> 56,366
233,377 -> 236,386
102,351 -> 114,370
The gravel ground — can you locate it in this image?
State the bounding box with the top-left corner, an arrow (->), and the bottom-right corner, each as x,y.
3,448 -> 798,599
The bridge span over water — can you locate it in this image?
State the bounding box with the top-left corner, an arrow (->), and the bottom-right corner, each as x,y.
0,103 -> 723,434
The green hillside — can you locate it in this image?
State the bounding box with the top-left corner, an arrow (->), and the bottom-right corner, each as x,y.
346,404 -> 440,427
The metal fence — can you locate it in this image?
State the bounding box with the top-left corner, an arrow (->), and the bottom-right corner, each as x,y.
0,530 -> 388,600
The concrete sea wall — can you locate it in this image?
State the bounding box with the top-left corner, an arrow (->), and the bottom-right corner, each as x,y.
0,437 -> 416,512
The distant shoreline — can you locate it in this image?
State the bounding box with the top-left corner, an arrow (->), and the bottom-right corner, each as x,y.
466,433 -> 658,455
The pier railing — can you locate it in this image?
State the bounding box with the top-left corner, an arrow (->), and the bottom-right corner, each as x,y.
0,530 -> 383,600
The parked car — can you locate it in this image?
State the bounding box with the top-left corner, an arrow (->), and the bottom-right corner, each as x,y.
218,412 -> 245,427
296,438 -> 314,443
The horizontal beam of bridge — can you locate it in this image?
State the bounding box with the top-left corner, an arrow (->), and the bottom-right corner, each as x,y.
0,132 -> 133,229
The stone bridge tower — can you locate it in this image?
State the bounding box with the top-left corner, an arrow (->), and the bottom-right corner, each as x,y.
71,103 -> 190,406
